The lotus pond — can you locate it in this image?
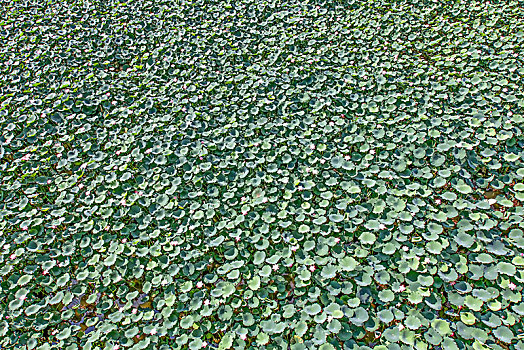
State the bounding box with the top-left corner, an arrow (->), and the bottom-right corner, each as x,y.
1,0 -> 524,350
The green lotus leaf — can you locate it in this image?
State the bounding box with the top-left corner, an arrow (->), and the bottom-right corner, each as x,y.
431,319 -> 451,336
320,264 -> 337,279
378,289 -> 395,303
193,210 -> 205,220
282,305 -> 296,319
329,214 -> 344,222
49,291 -> 64,305
348,185 -> 361,194
17,274 -> 33,286
181,281 -> 193,293
455,233 -> 474,248
405,316 -> 421,330
497,262 -> 516,275
365,220 -> 380,230
392,159 -> 407,172
359,232 -> 376,245
456,184 -> 472,194
383,327 -> 400,342
243,312 -> 255,326
504,153 -> 520,162
253,251 -> 266,265
378,309 -> 394,323
475,253 -> 494,264
189,338 -> 203,350
313,216 -> 327,225
493,326 -> 514,343
291,344 -> 306,350
180,315 -> 195,329
56,326 -> 71,340
424,327 -> 443,345
259,265 -> 272,277
295,321 -> 308,337
218,332 -> 234,350
512,302 -> 524,316
441,192 -> 457,201
418,275 -> 434,286
427,223 -> 443,235
25,304 -> 41,316
480,312 -> 501,328
351,307 -> 369,324
248,276 -> 261,290
298,224 -> 310,233
305,303 -> 322,316
319,344 -> 336,350
339,256 -> 358,271
86,293 -> 98,304
439,338 -> 458,350
400,328 -> 416,345
464,296 -> 483,311
256,332 -> 270,346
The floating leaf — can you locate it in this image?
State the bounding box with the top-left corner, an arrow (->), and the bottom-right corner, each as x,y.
493,326 -> 514,343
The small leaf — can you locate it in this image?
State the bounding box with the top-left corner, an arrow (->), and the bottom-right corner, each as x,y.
493,326 -> 514,343
248,276 -> 260,290
359,232 -> 376,244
